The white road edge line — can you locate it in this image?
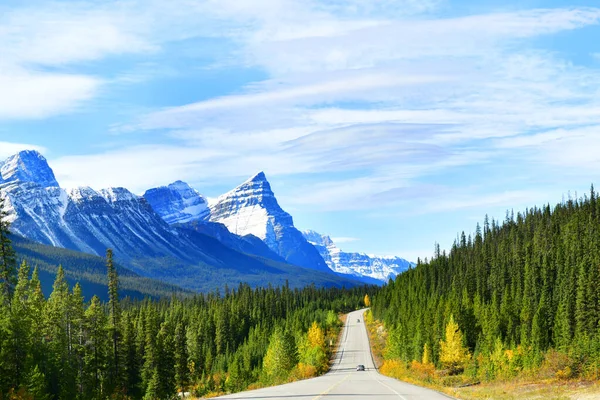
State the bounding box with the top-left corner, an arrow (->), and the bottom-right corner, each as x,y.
375,377 -> 408,400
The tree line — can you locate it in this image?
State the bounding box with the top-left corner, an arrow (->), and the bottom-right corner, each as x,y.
0,194 -> 372,399
373,185 -> 600,382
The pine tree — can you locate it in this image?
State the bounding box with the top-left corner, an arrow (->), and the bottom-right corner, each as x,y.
84,295 -> 108,399
0,192 -> 16,302
106,248 -> 122,392
25,364 -> 50,400
28,267 -> 46,375
263,327 -> 298,382
0,280 -> 13,394
45,265 -> 76,399
174,321 -> 189,394
71,283 -> 86,397
11,260 -> 32,388
122,312 -> 142,398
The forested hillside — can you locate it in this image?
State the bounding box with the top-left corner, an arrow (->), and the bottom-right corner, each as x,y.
372,186 -> 600,383
0,261 -> 369,399
11,234 -> 190,301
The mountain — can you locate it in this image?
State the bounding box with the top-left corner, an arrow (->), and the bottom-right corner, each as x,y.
176,220 -> 286,262
303,230 -> 413,282
143,180 -> 209,224
209,172 -> 331,273
2,180 -> 194,265
1,150 -> 357,292
0,150 -> 59,187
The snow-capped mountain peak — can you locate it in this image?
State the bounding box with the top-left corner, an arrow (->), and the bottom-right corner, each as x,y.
245,171 -> 267,184
143,180 -> 209,224
0,150 -> 59,188
303,229 -> 413,282
209,173 -> 330,273
100,187 -> 139,203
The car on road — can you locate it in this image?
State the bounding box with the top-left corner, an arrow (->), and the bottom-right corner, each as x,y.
356,364 -> 365,371
357,319 -> 360,323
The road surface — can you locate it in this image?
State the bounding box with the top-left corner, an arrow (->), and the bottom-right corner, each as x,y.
214,309 -> 453,399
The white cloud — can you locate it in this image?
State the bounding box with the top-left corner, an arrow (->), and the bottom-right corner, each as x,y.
4,0 -> 598,217
0,142 -> 46,159
243,8 -> 600,74
1,4 -> 155,66
0,67 -> 99,119
51,145 -> 229,192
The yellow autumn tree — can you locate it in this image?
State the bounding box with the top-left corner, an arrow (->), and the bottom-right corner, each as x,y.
299,322 -> 328,373
364,294 -> 371,307
422,343 -> 432,365
307,321 -> 325,348
439,315 -> 471,374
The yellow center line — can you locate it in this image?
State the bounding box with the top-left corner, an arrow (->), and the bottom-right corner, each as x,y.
311,373 -> 351,400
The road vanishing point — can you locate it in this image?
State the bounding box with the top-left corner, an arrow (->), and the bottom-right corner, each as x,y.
215,309 -> 453,400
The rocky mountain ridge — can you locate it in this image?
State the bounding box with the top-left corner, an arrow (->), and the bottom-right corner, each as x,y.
302,229 -> 413,282
1,150 -> 412,286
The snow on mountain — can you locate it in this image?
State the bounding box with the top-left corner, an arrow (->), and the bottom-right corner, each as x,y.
0,150 -> 59,188
143,180 -> 209,224
303,229 -> 413,282
0,150 -> 366,291
0,150 -> 410,288
209,172 -> 331,273
0,151 -> 198,266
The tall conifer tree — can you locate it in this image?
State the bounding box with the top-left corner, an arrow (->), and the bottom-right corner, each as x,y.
0,192 -> 16,303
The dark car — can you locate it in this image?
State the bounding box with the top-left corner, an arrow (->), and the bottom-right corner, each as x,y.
357,319 -> 360,323
356,364 -> 365,371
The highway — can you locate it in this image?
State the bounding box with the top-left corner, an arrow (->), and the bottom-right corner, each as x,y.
214,309 -> 453,400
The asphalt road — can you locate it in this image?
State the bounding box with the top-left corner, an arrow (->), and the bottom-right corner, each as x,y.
214,309 -> 453,399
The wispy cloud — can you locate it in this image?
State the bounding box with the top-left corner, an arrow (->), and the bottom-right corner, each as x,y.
6,0 -> 600,219
0,142 -> 46,160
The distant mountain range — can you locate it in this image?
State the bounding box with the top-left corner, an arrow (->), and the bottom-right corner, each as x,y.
0,150 -> 412,293
302,230 -> 413,282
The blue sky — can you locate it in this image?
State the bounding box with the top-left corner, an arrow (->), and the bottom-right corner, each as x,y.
1,0 -> 600,261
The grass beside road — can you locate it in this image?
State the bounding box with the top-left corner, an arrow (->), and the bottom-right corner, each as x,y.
364,311 -> 600,400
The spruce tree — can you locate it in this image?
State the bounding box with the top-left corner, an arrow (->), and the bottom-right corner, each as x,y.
106,248 -> 122,392
0,192 -> 16,303
263,326 -> 298,382
11,260 -> 32,388
25,364 -> 50,400
28,267 -> 46,375
84,295 -> 108,399
71,283 -> 86,397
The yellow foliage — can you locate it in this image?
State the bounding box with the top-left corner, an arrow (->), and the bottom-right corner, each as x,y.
439,315 -> 471,374
380,359 -> 407,379
290,363 -> 318,380
307,321 -> 325,348
410,359 -> 436,381
422,343 -> 432,366
556,366 -> 572,380
364,294 -> 371,307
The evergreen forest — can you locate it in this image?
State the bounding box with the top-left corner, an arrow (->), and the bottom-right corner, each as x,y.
372,186 -> 600,383
0,195 -> 371,399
